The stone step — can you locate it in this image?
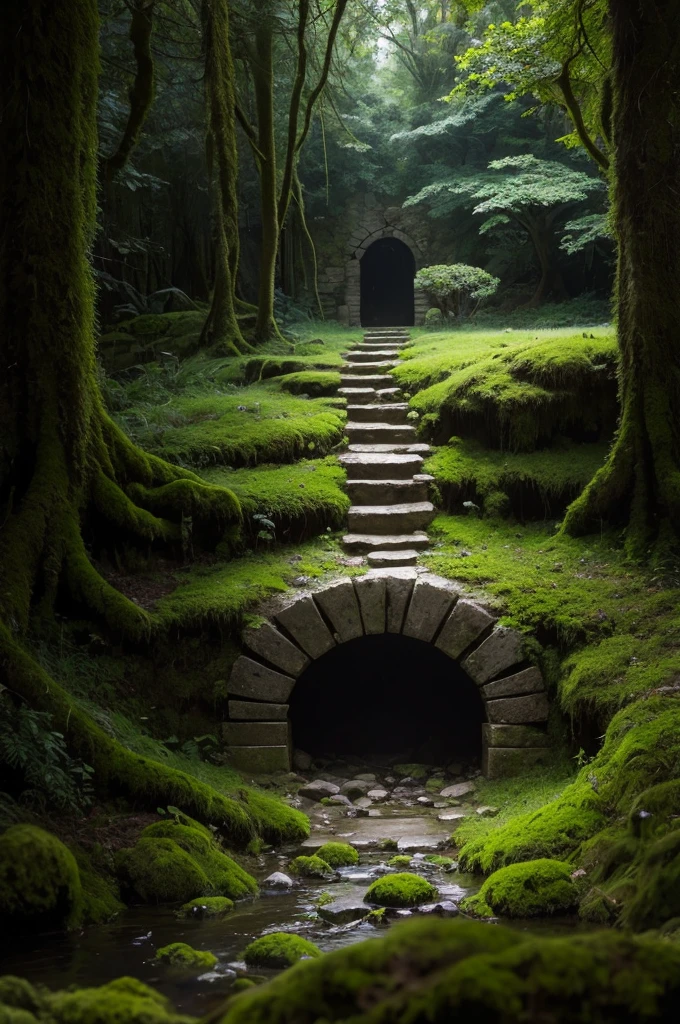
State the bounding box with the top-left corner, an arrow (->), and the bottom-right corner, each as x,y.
376,387 -> 402,401
348,442 -> 430,454
338,387 -> 377,404
367,549 -> 419,568
346,403 -> 409,424
363,330 -> 410,338
348,502 -> 436,533
357,341 -> 409,350
343,531 -> 430,553
343,361 -> 398,375
345,422 -> 416,444
346,477 -> 431,505
343,349 -> 402,363
339,452 -> 424,479
340,374 -> 395,389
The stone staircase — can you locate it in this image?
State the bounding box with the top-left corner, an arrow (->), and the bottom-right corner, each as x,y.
338,328 -> 435,568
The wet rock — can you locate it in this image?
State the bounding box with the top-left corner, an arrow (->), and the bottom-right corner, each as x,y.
264,872 -> 295,888
384,776 -> 396,785
418,900 -> 459,917
340,780 -> 372,798
299,779 -> 340,800
477,806 -> 500,818
354,797 -> 373,809
293,749 -> 313,771
440,781 -> 475,799
318,897 -> 369,925
367,789 -> 389,802
417,796 -> 434,807
437,810 -> 468,822
354,773 -> 377,782
327,795 -> 353,806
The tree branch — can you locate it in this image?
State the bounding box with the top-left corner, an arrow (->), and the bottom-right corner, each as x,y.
277,0 -> 310,228
555,59 -> 610,172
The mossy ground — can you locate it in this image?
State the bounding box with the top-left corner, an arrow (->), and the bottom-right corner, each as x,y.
462,859 -> 578,918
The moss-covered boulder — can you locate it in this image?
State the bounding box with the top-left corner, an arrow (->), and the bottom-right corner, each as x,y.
364,873 -> 437,908
622,829 -> 680,930
116,817 -> 257,904
177,896 -> 234,918
0,826 -> 83,932
387,855 -> 413,868
213,919 -> 680,1024
463,859 -> 578,918
288,855 -> 333,878
315,843 -> 358,868
156,942 -> 217,971
49,976 -> 191,1024
243,933 -> 322,969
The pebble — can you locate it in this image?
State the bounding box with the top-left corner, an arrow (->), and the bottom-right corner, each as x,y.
417,796 -> 434,807
440,781 -> 475,799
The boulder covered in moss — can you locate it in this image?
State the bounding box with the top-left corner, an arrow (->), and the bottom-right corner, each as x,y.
387,855 -> 413,868
315,843 -> 359,868
0,825 -> 83,932
116,816 -> 257,904
364,872 -> 438,908
463,859 -> 578,918
622,829 -> 680,930
177,896 -> 234,918
288,855 -> 334,878
243,932 -> 322,968
213,918 -> 680,1024
49,976 -> 190,1024
156,942 -> 217,971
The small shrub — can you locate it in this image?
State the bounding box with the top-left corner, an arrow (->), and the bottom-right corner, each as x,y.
414,264 -> 500,319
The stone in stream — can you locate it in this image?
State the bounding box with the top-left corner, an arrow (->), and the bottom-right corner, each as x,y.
354,773 -> 377,782
354,797 -> 373,809
437,810 -> 468,822
298,780 -> 340,801
263,872 -> 295,888
367,789 -> 389,802
417,796 -> 435,807
327,794 -> 353,807
417,901 -> 459,917
440,781 -> 476,799
340,780 -> 372,798
318,897 -> 369,925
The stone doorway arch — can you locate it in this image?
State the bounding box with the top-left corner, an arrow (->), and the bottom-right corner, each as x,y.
344,225 -> 429,327
360,237 -> 415,327
223,570 -> 551,779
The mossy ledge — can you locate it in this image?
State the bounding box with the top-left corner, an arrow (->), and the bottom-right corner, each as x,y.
214,918 -> 680,1023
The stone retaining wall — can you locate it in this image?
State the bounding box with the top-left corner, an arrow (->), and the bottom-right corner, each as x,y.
222,568 -> 551,778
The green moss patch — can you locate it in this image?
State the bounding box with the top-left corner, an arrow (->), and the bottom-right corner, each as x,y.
116,816 -> 257,904
387,855 -> 413,868
177,896 -> 234,918
243,932 -> 322,968
463,859 -> 578,918
0,825 -> 83,932
46,976 -> 191,1024
288,855 -> 334,878
315,843 -> 359,868
364,872 -> 438,907
278,371 -> 342,397
156,942 -> 217,971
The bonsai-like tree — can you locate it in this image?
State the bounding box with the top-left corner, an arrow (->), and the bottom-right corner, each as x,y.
414,263 -> 500,318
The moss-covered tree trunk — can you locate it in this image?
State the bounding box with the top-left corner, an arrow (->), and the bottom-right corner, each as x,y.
563,0 -> 680,558
199,0 -> 250,353
252,20 -> 280,343
0,0 -> 251,833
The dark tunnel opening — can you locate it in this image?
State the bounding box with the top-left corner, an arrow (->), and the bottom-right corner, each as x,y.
289,634 -> 485,765
360,237 -> 415,327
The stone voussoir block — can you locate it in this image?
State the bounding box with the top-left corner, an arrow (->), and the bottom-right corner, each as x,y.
228,657 -> 295,703
313,578 -> 364,643
485,692 -> 550,725
223,721 -> 290,746
483,723 -> 550,748
242,621 -> 310,678
462,626 -> 525,685
482,666 -> 545,700
353,575 -> 386,634
225,746 -> 290,773
275,594 -> 336,660
228,701 -> 289,721
483,746 -> 550,779
402,574 -> 461,643
435,599 -> 495,661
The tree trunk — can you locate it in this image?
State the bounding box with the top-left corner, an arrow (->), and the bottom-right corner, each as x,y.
252,21 -> 280,343
524,216 -> 569,307
563,0 -> 680,558
199,0 -> 249,353
0,0 -> 248,831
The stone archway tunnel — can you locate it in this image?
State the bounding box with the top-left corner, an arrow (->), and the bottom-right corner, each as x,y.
223,570 -> 550,779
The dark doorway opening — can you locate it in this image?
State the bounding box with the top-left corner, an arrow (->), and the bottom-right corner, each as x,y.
360,237 -> 415,327
289,634 -> 484,765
